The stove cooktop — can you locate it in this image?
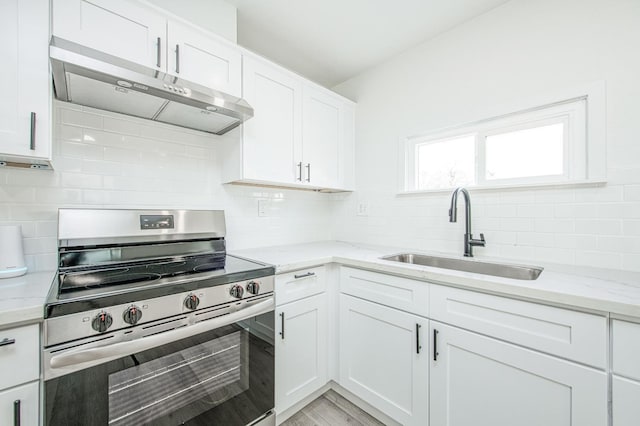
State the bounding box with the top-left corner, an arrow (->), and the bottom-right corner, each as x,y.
45,254 -> 274,318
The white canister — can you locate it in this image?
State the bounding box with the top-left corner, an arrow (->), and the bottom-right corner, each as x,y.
0,225 -> 28,278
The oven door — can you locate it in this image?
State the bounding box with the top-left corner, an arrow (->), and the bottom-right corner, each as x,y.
44,300 -> 275,426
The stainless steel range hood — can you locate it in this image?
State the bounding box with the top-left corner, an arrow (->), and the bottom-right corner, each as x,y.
50,37 -> 253,135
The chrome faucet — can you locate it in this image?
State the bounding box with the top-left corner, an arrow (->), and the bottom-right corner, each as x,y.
449,187 -> 485,257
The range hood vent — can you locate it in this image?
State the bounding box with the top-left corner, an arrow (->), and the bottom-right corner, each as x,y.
50,37 -> 253,135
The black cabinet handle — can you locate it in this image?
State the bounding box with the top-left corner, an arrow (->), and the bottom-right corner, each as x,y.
175,44 -> 180,74
306,163 -> 311,182
294,272 -> 315,279
29,112 -> 36,150
433,329 -> 439,361
279,312 -> 285,340
296,162 -> 303,181
14,400 -> 21,426
416,324 -> 422,354
156,37 -> 161,68
0,338 -> 16,347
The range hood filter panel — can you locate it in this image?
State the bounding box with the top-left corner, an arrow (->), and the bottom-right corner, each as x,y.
67,73 -> 166,120
154,101 -> 240,134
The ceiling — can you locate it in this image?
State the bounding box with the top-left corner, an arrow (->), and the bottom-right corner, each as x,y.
226,0 -> 511,88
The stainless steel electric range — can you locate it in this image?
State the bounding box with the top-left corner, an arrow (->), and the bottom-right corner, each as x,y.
43,209 -> 275,426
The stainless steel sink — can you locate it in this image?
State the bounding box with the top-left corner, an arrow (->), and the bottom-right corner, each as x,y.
381,253 -> 543,280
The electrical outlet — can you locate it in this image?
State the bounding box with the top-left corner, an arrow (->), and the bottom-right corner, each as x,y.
258,199 -> 268,217
356,202 -> 370,216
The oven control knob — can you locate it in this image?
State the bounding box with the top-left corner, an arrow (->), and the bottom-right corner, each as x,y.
184,294 -> 200,310
246,281 -> 260,295
230,285 -> 244,299
123,305 -> 142,325
91,311 -> 113,333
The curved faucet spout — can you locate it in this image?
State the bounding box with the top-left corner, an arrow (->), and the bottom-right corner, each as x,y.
448,187 -> 485,257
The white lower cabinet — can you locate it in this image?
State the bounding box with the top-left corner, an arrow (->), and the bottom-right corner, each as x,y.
613,375 -> 640,426
275,293 -> 328,414
339,294 -> 428,426
430,321 -> 608,426
0,381 -> 39,426
612,319 -> 640,425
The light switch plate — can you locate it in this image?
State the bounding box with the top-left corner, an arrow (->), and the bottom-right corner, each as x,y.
356,202 -> 369,216
258,199 -> 268,217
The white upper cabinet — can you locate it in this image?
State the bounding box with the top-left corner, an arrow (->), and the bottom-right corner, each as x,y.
222,52 -> 355,191
301,85 -> 342,188
52,0 -> 241,97
167,21 -> 241,97
0,0 -> 50,164
52,0 -> 166,70
241,55 -> 302,183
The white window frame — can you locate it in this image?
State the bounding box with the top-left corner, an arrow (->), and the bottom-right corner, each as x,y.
399,81 -> 605,194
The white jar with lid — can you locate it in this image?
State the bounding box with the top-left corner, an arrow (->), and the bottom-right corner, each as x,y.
0,225 -> 28,278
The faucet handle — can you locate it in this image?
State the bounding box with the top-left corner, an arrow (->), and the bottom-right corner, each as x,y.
479,233 -> 485,242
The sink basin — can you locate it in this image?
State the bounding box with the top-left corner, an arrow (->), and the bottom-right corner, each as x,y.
381,253 -> 543,280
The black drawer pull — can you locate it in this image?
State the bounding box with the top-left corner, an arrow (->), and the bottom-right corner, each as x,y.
14,399 -> 21,426
416,324 -> 422,354
279,312 -> 285,340
294,272 -> 315,279
433,329 -> 439,361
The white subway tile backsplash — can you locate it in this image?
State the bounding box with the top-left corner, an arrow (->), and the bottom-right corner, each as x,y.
59,141 -> 104,159
575,219 -> 622,235
55,124 -> 83,142
624,185 -> 640,201
61,108 -> 103,129
2,106 -> 334,272
103,116 -> 141,136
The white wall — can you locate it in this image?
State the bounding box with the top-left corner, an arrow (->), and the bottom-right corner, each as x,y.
333,0 -> 640,271
143,0 -> 237,42
0,103 -> 334,272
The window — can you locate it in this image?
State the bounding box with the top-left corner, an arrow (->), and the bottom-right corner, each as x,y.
400,84 -> 605,193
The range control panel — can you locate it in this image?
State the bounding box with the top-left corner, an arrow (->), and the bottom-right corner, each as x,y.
140,215 -> 174,230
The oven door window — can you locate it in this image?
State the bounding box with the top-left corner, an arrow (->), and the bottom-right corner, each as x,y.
45,312 -> 274,426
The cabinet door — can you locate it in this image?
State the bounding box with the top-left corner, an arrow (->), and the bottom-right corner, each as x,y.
167,21 -> 242,97
242,55 -> 302,184
275,294 -> 328,413
430,322 -> 607,426
302,85 -> 343,188
0,0 -> 49,160
0,381 -> 39,426
613,375 -> 640,426
339,294 -> 428,426
52,0 -> 165,70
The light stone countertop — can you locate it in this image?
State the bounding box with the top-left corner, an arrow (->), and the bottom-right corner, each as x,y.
232,241 -> 640,318
3,240 -> 640,329
0,270 -> 55,329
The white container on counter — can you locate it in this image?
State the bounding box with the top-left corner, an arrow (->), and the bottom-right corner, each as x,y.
0,225 -> 27,278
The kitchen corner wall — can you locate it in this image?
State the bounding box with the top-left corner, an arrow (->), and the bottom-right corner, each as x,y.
0,102 -> 334,272
332,0 -> 640,272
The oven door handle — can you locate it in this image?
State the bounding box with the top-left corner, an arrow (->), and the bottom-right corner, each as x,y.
49,298 -> 274,370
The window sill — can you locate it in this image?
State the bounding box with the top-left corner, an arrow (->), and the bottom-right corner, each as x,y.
397,179 -> 607,196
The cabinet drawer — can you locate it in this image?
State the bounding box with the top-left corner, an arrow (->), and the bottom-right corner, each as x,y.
339,267 -> 429,317
276,266 -> 326,306
0,381 -> 39,426
612,320 -> 640,380
0,324 -> 39,389
430,285 -> 607,368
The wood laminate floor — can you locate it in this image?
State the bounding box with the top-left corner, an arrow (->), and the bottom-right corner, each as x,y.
280,390 -> 385,426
